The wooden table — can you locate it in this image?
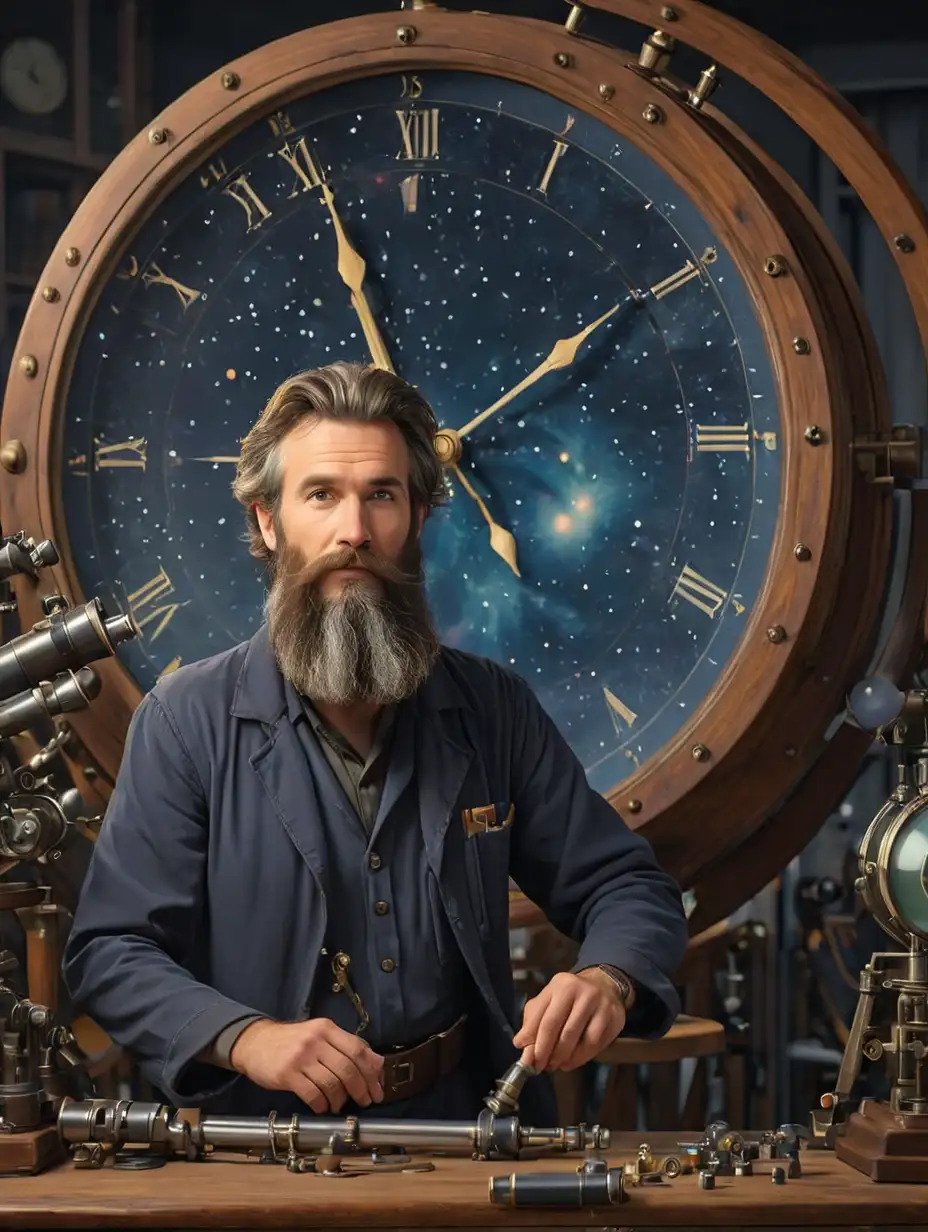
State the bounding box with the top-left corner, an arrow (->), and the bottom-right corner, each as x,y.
0,1131 -> 925,1229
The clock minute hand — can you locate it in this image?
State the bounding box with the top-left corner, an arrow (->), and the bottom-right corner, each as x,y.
319,183 -> 395,374
454,301 -> 623,439
451,463 -> 520,578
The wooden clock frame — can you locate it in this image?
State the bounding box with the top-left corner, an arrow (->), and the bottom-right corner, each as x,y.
2,0 -> 927,929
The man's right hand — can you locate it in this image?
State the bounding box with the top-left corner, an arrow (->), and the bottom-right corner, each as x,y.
229,1018 -> 385,1113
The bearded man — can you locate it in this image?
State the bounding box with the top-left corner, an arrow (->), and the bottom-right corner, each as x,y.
64,362 -> 687,1125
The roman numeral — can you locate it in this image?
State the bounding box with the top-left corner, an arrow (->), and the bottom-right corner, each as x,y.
93,438 -> 148,470
396,108 -> 440,161
695,423 -> 751,455
126,566 -> 189,642
672,564 -> 728,619
537,139 -> 569,195
649,247 -> 718,300
604,686 -> 637,735
276,136 -> 326,198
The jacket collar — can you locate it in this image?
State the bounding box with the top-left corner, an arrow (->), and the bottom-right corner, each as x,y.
229,624 -> 471,724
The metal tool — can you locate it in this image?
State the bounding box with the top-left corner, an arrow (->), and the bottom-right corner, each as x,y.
488,1155 -> 627,1208
57,1097 -> 609,1173
329,950 -> 370,1036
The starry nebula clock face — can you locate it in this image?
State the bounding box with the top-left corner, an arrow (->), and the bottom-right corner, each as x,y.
61,69 -> 780,794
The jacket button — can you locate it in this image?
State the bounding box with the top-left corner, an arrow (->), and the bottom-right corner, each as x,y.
374,900 -> 389,916
380,957 -> 396,973
369,853 -> 382,870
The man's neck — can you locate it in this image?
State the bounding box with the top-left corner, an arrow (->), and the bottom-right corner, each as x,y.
311,699 -> 383,758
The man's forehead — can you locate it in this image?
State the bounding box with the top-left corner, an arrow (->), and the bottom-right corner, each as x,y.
280,417 -> 411,473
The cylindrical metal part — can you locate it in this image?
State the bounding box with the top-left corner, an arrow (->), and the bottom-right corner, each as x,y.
0,668 -> 101,738
698,1169 -> 716,1189
772,1165 -> 786,1184
0,600 -> 138,702
488,1168 -> 625,1207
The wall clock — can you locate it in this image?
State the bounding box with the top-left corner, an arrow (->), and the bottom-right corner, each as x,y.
0,37 -> 68,117
3,0 -> 928,927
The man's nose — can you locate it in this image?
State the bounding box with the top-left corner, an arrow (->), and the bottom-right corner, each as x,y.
335,497 -> 371,549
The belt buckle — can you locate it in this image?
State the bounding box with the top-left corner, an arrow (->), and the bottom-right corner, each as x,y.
392,1060 -> 415,1088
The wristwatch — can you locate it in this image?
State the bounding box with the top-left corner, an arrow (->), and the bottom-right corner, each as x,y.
595,964 -> 635,1007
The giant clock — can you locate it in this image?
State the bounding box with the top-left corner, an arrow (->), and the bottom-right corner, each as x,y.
3,0 -> 928,924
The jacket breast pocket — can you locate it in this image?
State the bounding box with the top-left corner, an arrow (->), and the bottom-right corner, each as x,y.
463,825 -> 512,942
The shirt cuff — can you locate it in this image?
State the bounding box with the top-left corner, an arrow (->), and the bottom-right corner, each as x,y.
196,1014 -> 266,1070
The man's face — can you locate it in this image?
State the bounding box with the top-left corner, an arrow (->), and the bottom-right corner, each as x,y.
255,415 -> 439,706
256,417 -> 423,597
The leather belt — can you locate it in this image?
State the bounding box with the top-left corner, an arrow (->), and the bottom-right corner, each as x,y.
379,1015 -> 467,1104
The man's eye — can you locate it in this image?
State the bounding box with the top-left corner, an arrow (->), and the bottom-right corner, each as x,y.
371,490 -> 394,500
308,490 -> 330,501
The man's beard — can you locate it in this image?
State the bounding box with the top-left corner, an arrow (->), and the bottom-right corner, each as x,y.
264,532 -> 440,706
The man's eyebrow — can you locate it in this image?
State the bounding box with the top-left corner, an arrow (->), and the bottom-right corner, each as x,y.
293,474 -> 405,494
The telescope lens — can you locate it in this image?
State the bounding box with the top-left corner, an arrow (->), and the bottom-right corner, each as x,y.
887,803 -> 928,939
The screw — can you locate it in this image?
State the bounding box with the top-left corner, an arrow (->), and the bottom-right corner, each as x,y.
42,286 -> 60,303
554,50 -> 573,67
65,246 -> 81,266
804,424 -> 823,445
692,743 -> 710,763
627,799 -> 642,814
148,127 -> 168,145
599,83 -> 614,100
642,103 -> 664,124
792,336 -> 810,354
83,766 -> 99,782
396,25 -> 417,44
660,4 -> 678,18
767,624 -> 787,644
221,71 -> 240,90
894,233 -> 915,253
794,543 -> 812,561
764,254 -> 787,277
19,355 -> 37,378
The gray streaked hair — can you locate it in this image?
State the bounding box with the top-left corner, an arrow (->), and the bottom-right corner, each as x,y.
232,361 -> 445,564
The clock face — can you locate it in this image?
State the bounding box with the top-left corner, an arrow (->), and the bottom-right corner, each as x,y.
60,69 -> 780,794
0,37 -> 67,116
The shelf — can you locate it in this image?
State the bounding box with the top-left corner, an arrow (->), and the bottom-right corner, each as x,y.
0,126 -> 108,172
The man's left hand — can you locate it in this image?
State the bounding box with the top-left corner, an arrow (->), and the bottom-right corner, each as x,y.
512,968 -> 627,1071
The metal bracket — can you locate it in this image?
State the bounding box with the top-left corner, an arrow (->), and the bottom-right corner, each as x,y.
852,425 -> 923,486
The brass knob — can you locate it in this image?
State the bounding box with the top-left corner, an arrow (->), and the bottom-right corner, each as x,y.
0,440 -> 27,474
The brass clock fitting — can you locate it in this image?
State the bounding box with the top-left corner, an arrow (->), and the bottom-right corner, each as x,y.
767,625 -> 787,644
148,127 -> 169,146
564,3 -> 585,35
691,744 -> 710,763
688,65 -> 720,111
396,26 -> 417,45
638,29 -> 676,75
220,71 -> 240,91
643,104 -> 664,124
660,5 -> 678,19
64,247 -> 81,267
0,441 -> 27,474
18,355 -> 37,378
41,286 -> 60,303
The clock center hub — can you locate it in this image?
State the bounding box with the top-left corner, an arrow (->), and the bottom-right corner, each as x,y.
432,428 -> 462,466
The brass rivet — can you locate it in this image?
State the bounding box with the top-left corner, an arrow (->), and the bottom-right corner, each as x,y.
599,83 -> 615,100
396,25 -> 416,44
627,799 -> 642,814
804,424 -> 823,445
792,336 -> 810,355
554,50 -> 573,68
148,127 -> 168,145
0,441 -> 27,474
18,355 -> 37,378
767,624 -> 787,644
691,743 -> 710,763
764,254 -> 787,277
221,71 -> 240,90
794,543 -> 812,562
64,246 -> 81,267
642,103 -> 664,124
41,286 -> 60,303
660,5 -> 678,18
894,233 -> 915,253
83,766 -> 98,781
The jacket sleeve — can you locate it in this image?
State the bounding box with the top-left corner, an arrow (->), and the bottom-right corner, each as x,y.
62,691 -> 265,1103
506,674 -> 689,1038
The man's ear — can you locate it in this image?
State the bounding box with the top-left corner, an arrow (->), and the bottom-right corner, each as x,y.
254,505 -> 277,552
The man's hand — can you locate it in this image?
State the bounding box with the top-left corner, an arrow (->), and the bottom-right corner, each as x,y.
229,1018 -> 385,1113
512,969 -> 627,1071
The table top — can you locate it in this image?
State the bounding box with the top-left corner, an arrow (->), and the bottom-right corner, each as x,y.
2,1131 -> 927,1229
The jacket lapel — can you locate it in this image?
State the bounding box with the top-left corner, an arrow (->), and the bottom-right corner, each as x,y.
230,626 -> 329,894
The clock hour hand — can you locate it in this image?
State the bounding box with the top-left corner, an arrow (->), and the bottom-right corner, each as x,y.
453,299 -> 627,439
451,463 -> 520,577
319,184 -> 396,374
